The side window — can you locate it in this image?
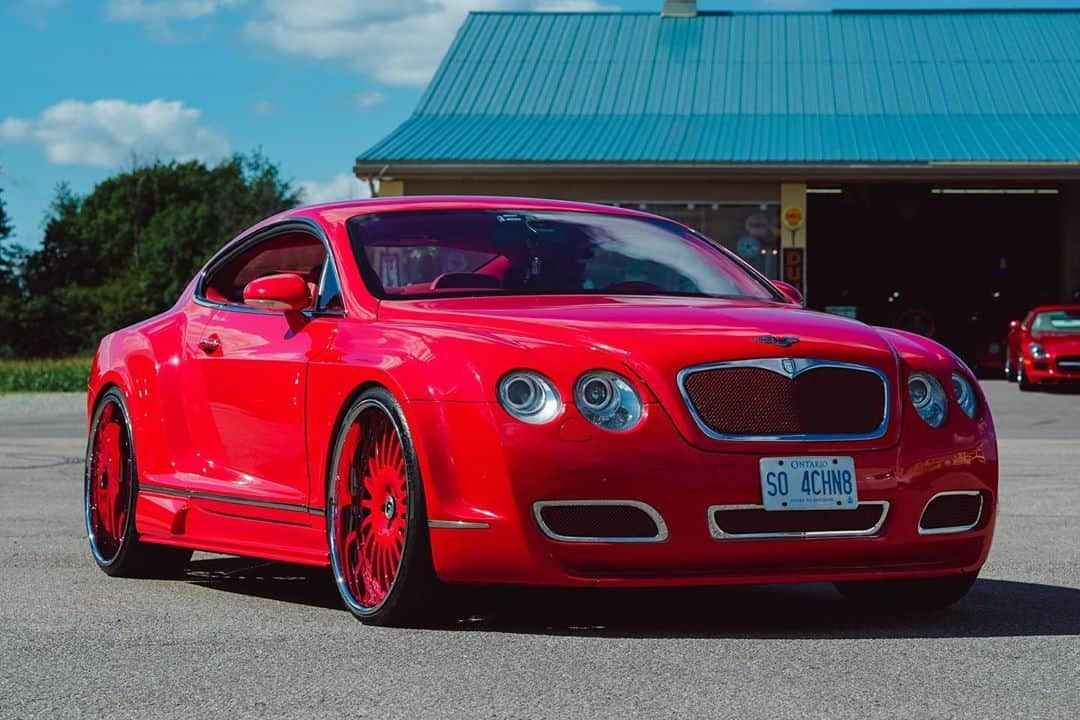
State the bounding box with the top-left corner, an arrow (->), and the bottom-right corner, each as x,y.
203,231 -> 326,307
317,261 -> 344,313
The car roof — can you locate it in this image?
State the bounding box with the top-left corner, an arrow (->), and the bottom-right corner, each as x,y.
290,195 -> 670,226
1030,304 -> 1080,313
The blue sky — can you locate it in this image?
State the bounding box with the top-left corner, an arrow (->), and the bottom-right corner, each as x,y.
2,0 -> 1078,246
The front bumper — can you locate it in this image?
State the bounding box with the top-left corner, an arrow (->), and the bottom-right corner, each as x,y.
1024,356 -> 1080,384
409,400 -> 997,588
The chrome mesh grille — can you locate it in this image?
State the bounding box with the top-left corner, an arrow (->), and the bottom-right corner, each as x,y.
679,359 -> 888,440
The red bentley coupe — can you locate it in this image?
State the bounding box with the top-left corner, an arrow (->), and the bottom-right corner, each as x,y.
1006,305 -> 1080,390
86,197 -> 997,625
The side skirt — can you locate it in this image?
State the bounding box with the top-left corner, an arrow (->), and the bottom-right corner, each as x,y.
135,484 -> 330,567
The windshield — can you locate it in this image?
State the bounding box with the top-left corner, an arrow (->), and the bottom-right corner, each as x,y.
346,209 -> 780,301
1032,310 -> 1080,334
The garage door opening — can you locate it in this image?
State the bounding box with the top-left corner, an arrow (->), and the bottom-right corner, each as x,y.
809,184 -> 1062,371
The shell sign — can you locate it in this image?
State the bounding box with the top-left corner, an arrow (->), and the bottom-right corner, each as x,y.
782,206 -> 805,231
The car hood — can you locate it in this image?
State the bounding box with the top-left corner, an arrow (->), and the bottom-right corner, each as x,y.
1031,332 -> 1080,355
380,294 -> 896,367
380,295 -> 904,451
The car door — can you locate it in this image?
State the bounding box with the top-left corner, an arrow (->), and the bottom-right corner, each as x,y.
192,226 -> 338,509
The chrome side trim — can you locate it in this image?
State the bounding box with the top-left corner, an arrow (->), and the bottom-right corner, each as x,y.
676,357 -> 891,442
139,482 -> 320,515
707,501 -> 890,540
533,500 -> 669,543
428,519 -> 491,530
918,490 -> 984,536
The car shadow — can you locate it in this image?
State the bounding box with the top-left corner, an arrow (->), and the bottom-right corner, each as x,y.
182,557 -> 1080,639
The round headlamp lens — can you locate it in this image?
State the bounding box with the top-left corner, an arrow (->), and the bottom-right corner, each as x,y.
951,372 -> 979,420
574,371 -> 643,432
497,371 -> 561,424
908,372 -> 948,428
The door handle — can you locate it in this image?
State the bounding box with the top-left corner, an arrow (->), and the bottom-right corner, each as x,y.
198,336 -> 221,354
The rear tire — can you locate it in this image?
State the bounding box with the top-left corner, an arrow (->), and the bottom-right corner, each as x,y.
835,571 -> 978,609
326,387 -> 442,626
85,388 -> 192,578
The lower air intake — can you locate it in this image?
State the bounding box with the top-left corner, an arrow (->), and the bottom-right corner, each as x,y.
919,492 -> 984,534
534,501 -> 666,542
709,502 -> 889,539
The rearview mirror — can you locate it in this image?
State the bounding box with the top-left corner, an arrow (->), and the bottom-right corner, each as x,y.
771,280 -> 805,306
242,273 -> 312,312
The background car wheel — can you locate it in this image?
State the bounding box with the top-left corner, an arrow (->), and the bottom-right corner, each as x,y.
1018,364 -> 1035,392
327,387 -> 441,626
86,388 -> 192,577
1004,355 -> 1014,382
834,571 -> 978,609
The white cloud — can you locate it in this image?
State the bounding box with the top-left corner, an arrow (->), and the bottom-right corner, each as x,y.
297,173 -> 371,205
0,99 -> 229,168
105,0 -> 244,22
251,98 -> 277,115
354,91 -> 386,111
244,0 -> 611,88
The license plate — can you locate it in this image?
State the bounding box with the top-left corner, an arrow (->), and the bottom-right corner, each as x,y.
759,456 -> 858,511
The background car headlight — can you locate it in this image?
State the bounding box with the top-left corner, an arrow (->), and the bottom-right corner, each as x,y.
574,371 -> 643,431
498,371 -> 561,424
1028,341 -> 1048,360
950,372 -> 979,420
908,372 -> 947,428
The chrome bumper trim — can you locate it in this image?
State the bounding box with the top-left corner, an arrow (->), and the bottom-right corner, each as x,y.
707,501 -> 890,540
428,519 -> 491,530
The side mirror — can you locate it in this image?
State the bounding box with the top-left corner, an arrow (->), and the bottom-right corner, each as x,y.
242,273 -> 312,312
1008,319 -> 1020,331
771,280 -> 805,306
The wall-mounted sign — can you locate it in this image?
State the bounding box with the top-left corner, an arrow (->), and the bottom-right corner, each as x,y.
825,305 -> 857,319
782,206 -> 805,231
783,248 -> 804,294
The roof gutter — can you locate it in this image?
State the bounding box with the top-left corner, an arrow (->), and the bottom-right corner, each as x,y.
354,160 -> 1080,182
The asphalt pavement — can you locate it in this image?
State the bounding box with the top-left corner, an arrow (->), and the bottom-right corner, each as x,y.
1,382 -> 1078,719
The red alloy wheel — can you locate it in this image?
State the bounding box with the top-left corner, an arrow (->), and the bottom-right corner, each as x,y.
87,399 -> 132,562
332,403 -> 410,611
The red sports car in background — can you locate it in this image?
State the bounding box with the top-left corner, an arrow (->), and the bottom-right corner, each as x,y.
1006,305 -> 1080,390
86,197 -> 997,625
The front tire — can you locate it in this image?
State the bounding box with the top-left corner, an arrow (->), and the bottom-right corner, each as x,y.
85,388 -> 192,577
1018,363 -> 1035,392
834,571 -> 978,609
326,387 -> 440,626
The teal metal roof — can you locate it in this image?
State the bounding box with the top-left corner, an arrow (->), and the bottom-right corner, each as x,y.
358,10 -> 1080,166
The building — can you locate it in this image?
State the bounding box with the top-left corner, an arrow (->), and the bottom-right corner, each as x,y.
355,2 -> 1080,364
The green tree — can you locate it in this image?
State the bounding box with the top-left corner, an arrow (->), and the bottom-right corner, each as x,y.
11,153 -> 299,357
0,186 -> 24,356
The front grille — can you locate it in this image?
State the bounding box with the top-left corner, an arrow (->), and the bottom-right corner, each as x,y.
1057,356 -> 1080,373
534,501 -> 666,542
680,360 -> 887,439
709,502 -> 888,539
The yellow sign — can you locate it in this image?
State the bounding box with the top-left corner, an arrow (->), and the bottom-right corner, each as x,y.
782,206 -> 805,231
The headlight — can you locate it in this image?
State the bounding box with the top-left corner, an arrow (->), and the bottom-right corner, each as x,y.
1028,342 -> 1048,360
908,372 -> 947,428
574,370 -> 643,432
497,371 -> 561,424
950,372 -> 979,420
